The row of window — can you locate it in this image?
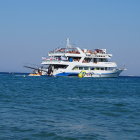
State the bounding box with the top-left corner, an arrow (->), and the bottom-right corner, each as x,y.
73,67 -> 114,71
83,58 -> 108,63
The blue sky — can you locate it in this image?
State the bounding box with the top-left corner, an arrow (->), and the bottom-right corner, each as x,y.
0,0 -> 140,75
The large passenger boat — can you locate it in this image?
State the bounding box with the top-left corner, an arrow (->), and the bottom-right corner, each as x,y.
41,39 -> 125,77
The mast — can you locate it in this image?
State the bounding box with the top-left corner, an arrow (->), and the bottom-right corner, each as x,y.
66,38 -> 71,48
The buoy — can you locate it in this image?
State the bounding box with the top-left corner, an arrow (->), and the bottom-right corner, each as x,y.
78,70 -> 86,78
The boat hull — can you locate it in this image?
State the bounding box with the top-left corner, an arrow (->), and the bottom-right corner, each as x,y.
54,69 -> 124,78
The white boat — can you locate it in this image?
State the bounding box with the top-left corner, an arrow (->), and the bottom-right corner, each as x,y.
41,39 -> 125,77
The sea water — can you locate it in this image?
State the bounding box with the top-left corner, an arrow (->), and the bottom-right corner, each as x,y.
0,74 -> 140,140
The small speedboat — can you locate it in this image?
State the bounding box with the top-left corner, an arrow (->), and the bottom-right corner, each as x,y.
28,73 -> 41,76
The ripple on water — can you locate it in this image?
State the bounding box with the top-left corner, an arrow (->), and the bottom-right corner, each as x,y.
0,75 -> 140,140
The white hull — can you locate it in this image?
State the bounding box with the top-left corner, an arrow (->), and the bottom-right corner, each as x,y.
84,70 -> 123,78
52,69 -> 124,78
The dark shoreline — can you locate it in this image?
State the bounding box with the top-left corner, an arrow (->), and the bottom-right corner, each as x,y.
0,72 -> 29,75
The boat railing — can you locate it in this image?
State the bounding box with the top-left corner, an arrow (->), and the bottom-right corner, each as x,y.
49,49 -> 80,54
42,58 -> 81,63
42,59 -> 68,62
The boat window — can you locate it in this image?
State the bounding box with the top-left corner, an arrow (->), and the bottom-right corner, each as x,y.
90,67 -> 94,70
98,58 -> 102,62
84,67 -> 89,70
109,67 -> 114,70
101,68 -> 104,70
53,65 -> 68,69
79,67 -> 83,70
94,58 -> 97,63
82,58 -> 91,63
72,67 -> 78,70
100,58 -> 108,62
100,59 -> 103,62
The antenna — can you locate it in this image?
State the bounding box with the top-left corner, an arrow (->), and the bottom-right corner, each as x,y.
66,38 -> 71,48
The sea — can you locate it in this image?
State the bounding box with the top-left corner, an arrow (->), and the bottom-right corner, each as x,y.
0,74 -> 140,140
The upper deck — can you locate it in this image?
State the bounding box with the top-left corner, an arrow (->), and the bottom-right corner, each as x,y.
48,47 -> 112,58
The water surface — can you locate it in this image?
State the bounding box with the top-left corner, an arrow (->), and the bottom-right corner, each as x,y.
0,75 -> 140,140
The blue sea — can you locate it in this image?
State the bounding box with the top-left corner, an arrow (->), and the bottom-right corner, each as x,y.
0,74 -> 140,140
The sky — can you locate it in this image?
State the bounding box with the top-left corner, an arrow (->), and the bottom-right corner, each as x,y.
0,0 -> 140,75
